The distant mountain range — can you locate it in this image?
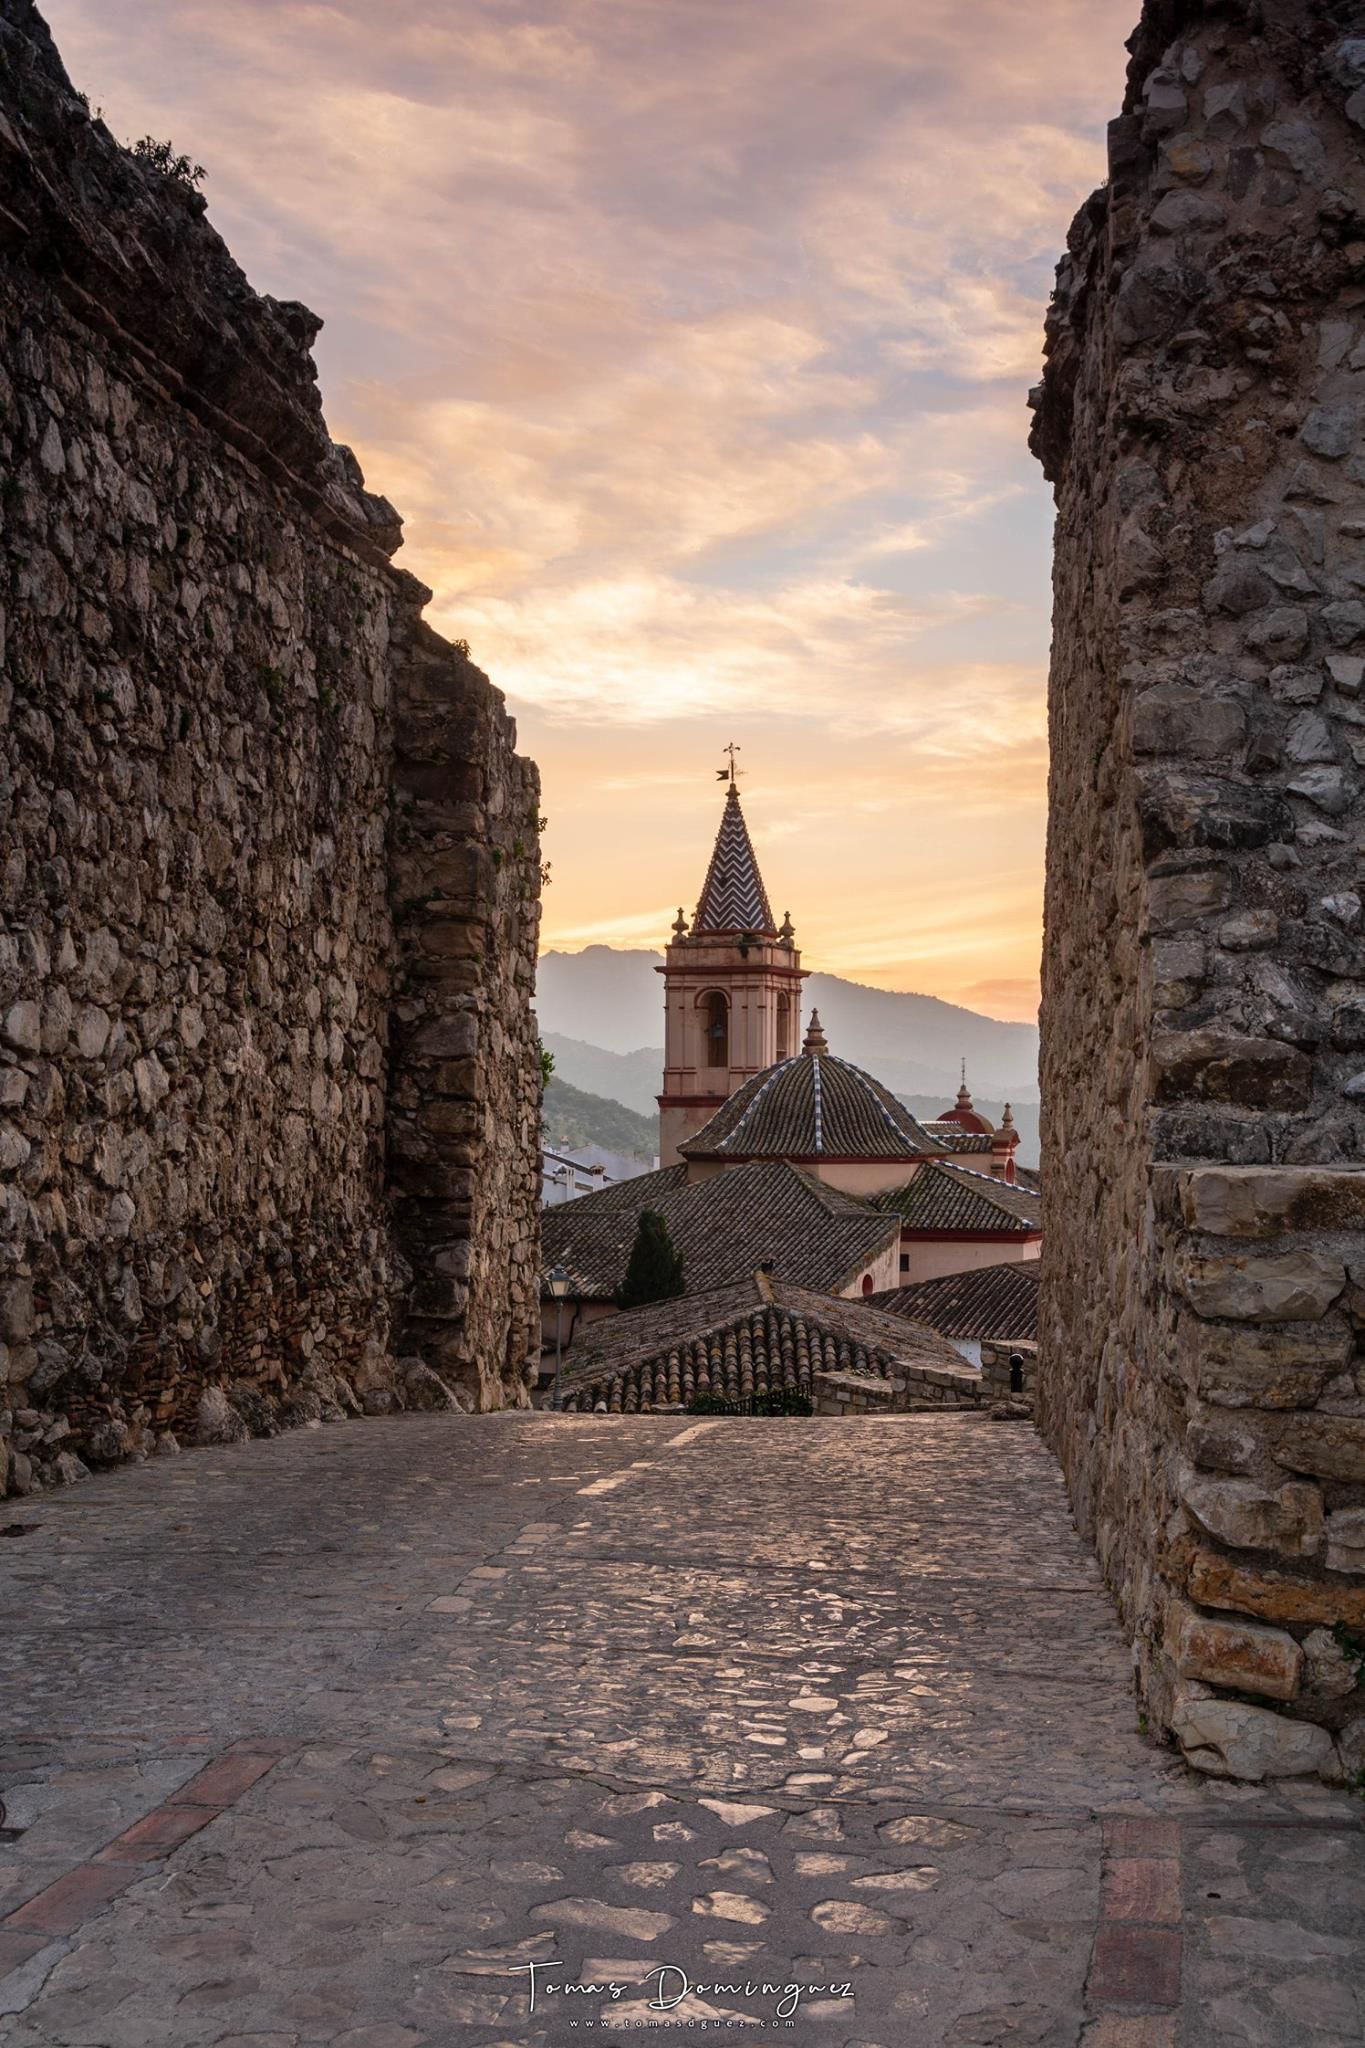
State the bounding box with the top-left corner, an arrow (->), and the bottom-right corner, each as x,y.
536,948 -> 1039,1100
543,1074 -> 657,1164
541,1035 -> 1040,1170
536,948 -> 1041,1170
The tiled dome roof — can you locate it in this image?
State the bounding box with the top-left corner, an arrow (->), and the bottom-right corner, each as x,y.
680,1023 -> 941,1164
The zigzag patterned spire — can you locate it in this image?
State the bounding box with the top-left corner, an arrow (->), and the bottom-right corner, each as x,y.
693,785 -> 777,937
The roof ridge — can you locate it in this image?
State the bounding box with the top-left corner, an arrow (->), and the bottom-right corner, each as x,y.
933,1156 -> 1032,1185
931,1159 -> 1039,1206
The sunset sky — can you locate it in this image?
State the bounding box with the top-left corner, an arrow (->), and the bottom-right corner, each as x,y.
47,0 -> 1137,1021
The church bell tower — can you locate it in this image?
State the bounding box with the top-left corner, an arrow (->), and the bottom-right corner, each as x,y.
657,753 -> 807,1164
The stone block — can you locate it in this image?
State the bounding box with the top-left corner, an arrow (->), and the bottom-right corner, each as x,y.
0,1278 -> 35,1344
1176,1164 -> 1365,1237
2,999 -> 40,1053
1176,1250 -> 1345,1321
417,919 -> 484,960
1145,865 -> 1232,929
1338,1716 -> 1365,1777
1179,1469 -> 1322,1556
1301,1628 -> 1359,1699
1187,1548 -> 1365,1627
1139,774 -> 1291,854
1185,1317 -> 1351,1409
1132,683 -> 1244,758
1151,1033 -> 1312,1110
1324,1507 -> 1365,1574
1275,1414 -> 1365,1484
1171,1692 -> 1334,1779
1169,1602 -> 1302,1700
1184,1418 -> 1264,1473
407,1015 -> 479,1059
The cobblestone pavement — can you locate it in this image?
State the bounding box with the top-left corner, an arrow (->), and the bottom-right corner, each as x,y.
0,1414 -> 1361,2048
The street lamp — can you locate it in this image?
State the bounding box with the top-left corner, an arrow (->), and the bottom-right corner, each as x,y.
547,1263 -> 571,1411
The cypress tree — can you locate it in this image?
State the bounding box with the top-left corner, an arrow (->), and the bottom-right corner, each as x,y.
617,1209 -> 686,1309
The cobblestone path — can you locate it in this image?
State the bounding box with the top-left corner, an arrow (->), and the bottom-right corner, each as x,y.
0,1414 -> 1361,2046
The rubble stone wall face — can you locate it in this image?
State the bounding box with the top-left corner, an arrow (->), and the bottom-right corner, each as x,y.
0,0 -> 540,1494
1035,0 -> 1365,1780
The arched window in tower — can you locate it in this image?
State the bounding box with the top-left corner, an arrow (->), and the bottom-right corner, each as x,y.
703,991 -> 729,1070
776,992 -> 792,1060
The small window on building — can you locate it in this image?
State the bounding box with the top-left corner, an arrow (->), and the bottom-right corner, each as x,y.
704,990 -> 729,1069
776,991 -> 791,1060
861,1273 -> 874,1296
899,1254 -> 910,1274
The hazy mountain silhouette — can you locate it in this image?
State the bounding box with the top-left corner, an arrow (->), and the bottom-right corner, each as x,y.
541,1032 -> 1040,1169
536,947 -> 1039,1099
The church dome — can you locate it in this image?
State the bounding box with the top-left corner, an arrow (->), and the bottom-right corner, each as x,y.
681,1013 -> 941,1164
937,1073 -> 994,1135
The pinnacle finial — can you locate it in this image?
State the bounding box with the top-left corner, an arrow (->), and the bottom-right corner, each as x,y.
717,740 -> 743,787
672,906 -> 689,937
803,1009 -> 828,1056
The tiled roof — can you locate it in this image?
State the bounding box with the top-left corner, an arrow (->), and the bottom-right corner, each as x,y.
870,1260 -> 1039,1341
541,1158 -> 899,1302
693,785 -> 777,936
557,1272 -> 972,1413
934,1083 -> 995,1134
682,1051 -> 941,1163
872,1160 -> 1043,1234
922,1123 -> 995,1156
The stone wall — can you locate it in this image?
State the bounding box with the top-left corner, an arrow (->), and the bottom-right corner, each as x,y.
811,1363 -> 986,1414
1034,0 -> 1365,1779
979,1339 -> 1037,1415
0,0 -> 540,1494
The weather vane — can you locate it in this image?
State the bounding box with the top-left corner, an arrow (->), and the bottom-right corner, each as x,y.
717,741 -> 744,786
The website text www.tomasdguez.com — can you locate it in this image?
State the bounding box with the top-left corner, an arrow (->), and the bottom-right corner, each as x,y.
517,1961 -> 855,2023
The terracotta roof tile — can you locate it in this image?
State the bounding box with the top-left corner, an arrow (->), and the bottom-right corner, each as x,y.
872,1160 -> 1043,1234
682,1052 -> 941,1163
922,1122 -> 995,1155
870,1261 -> 1039,1341
557,1273 -> 974,1414
541,1158 -> 898,1301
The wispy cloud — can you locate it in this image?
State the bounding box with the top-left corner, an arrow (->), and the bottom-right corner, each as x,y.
45,0 -> 1135,1019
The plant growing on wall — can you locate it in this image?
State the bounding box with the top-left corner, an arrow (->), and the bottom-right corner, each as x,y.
128,135 -> 207,187
616,1210 -> 685,1309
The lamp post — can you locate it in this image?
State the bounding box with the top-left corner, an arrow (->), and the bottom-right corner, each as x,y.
547,1263 -> 571,1411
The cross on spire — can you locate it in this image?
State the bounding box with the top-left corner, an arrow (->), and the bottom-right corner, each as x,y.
717,741 -> 743,786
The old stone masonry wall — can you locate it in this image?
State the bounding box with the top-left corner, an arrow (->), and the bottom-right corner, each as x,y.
0,0 -> 542,1495
1034,0 -> 1365,1782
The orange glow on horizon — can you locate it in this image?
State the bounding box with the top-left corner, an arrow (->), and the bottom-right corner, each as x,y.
43,0 -> 1135,1026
